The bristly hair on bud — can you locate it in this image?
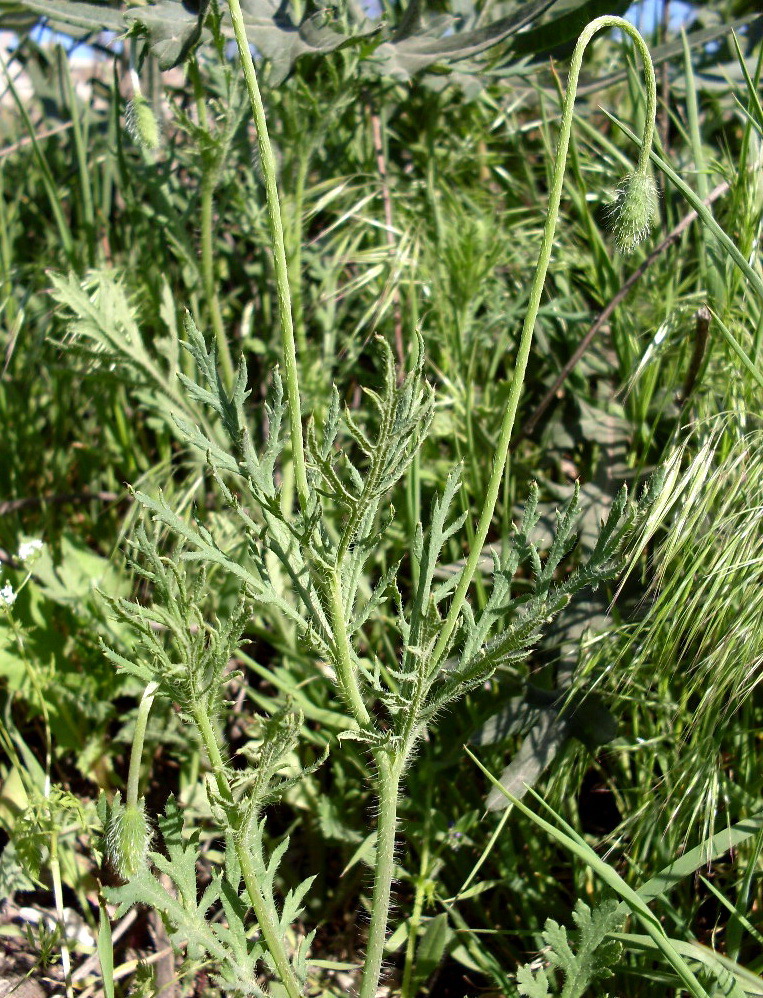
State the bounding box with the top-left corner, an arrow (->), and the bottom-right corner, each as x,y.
125,93 -> 161,153
126,67 -> 160,153
607,171 -> 658,254
105,794 -> 151,879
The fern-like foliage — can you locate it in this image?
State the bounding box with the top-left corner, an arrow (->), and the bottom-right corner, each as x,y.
101,313 -> 660,994
100,528 -> 248,722
121,316 -> 657,758
101,761 -> 317,993
142,317 -> 436,720
306,333 -> 434,564
383,475 -> 653,759
104,795 -> 315,995
100,545 -> 319,993
516,900 -> 623,998
49,271 -> 220,446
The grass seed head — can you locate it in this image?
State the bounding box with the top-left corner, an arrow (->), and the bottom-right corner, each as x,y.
608,171 -> 658,254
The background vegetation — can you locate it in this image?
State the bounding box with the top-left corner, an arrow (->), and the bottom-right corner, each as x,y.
0,0 -> 762,995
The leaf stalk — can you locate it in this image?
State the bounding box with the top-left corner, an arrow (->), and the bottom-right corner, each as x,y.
126,681 -> 158,808
325,569 -> 372,728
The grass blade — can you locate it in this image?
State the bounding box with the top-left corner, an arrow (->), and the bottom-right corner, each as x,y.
466,747 -> 715,998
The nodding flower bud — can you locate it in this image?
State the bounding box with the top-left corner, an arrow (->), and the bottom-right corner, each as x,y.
126,94 -> 160,152
608,171 -> 658,254
106,796 -> 151,879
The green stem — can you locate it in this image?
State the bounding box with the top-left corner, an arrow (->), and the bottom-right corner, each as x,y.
400,793 -> 432,998
225,0 -> 309,516
193,705 -> 234,805
126,682 -> 158,808
289,153 -> 309,360
359,752 -> 403,998
234,840 -> 301,988
429,15 -> 657,674
192,706 -> 302,998
0,168 -> 16,326
50,830 -> 74,998
632,35 -> 657,178
201,176 -> 235,390
325,569 -> 371,728
681,30 -> 722,311
191,58 -> 236,390
59,47 -> 95,264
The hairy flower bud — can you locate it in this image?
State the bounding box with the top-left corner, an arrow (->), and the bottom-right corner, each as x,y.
608,171 -> 658,254
126,94 -> 160,152
106,796 -> 151,879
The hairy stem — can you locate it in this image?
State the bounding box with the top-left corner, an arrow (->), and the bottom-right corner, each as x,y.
126,681 -> 158,808
429,15 -> 657,673
193,706 -> 303,998
225,0 -> 309,516
288,153 -> 309,360
359,752 -> 403,998
200,177 -> 235,389
189,56 -> 235,388
325,569 -> 371,728
400,792 -> 432,998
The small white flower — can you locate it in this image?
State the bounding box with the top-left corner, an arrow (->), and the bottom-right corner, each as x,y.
18,539 -> 43,562
0,583 -> 16,607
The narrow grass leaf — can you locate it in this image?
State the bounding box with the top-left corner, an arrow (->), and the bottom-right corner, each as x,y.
97,904 -> 114,998
465,747 -> 714,998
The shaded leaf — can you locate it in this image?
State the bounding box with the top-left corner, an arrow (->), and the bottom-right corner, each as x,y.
371,0 -> 555,80
5,0 -> 123,33
410,913 -> 454,992
124,0 -> 211,70
239,0 -> 376,85
485,708 -> 570,812
509,0 -> 631,58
